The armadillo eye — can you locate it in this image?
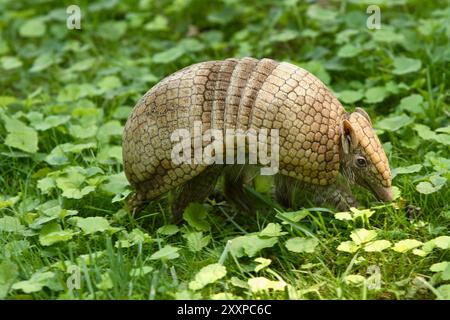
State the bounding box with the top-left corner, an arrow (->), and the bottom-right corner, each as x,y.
356,157 -> 367,167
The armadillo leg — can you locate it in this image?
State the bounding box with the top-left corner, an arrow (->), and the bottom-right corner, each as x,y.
171,165 -> 224,222
313,177 -> 359,211
223,165 -> 256,214
274,174 -> 302,209
127,191 -> 147,214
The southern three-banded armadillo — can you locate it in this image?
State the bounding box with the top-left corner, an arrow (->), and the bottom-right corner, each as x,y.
122,57 -> 392,217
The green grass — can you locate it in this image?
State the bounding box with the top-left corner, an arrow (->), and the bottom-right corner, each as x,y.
0,0 -> 449,300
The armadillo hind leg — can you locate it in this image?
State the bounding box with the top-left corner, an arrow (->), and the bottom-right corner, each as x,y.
127,191 -> 148,214
171,165 -> 224,222
274,174 -> 302,209
223,165 -> 257,214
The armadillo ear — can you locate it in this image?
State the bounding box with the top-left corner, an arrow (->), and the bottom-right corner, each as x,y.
355,107 -> 372,125
340,119 -> 355,154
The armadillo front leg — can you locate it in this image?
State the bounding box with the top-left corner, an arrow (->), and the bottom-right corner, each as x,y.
275,174 -> 358,211
171,165 -> 224,222
314,178 -> 359,211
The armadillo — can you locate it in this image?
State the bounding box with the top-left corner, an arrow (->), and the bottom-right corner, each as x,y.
122,57 -> 392,217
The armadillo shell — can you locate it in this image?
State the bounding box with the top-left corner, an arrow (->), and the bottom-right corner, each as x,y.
123,57 -> 346,203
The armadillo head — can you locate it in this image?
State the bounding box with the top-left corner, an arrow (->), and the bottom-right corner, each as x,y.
339,108 -> 393,202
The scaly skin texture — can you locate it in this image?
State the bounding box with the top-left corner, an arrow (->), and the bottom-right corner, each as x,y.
122,57 -> 392,215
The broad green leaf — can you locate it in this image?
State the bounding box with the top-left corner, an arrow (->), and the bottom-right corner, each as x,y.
96,273 -> 113,290
350,229 -> 377,245
149,245 -> 180,260
338,90 -> 364,104
178,38 -> 205,53
392,239 -> 423,253
254,258 -> 271,272
2,240 -> 30,259
259,223 -> 286,237
112,107 -> 133,120
56,172 -> 96,199
75,217 -> 111,234
45,143 -> 97,165
30,53 -> 55,73
0,96 -> 17,107
12,271 -> 54,293
39,223 -> 75,246
364,240 -> 391,252
416,181 -> 443,194
269,29 -> 299,42
144,15 -> 169,31
349,207 -> 375,221
424,236 -> 450,252
376,114 -> 413,131
437,285 -> 450,300
98,76 -> 122,92
57,83 -> 97,102
100,172 -> 128,195
337,241 -> 359,253
430,261 -> 449,273
254,175 -> 273,194
130,266 -> 154,278
68,58 -> 97,72
436,126 -> 450,134
153,46 -> 185,64
97,145 -> 123,164
392,164 -> 422,178
372,29 -> 405,43
19,18 -> 46,37
285,237 -> 319,253
183,232 -> 211,252
189,263 -> 227,290
392,186 -> 401,200
414,124 -> 450,145
183,203 -> 210,231
277,209 -> 309,223
335,211 -> 352,221
306,4 -> 337,21
248,277 -> 286,292
337,44 -> 362,58
443,265 -> 450,281
1,56 -> 22,70
1,113 -> 38,153
392,57 -> 422,75
433,236 -> 450,249
115,228 -> 152,248
97,21 -> 127,41
398,94 -> 423,114
69,124 -> 98,139
364,86 -> 388,104
28,113 -> 70,131
96,121 -> 123,143
0,216 -> 25,233
157,224 -> 179,236
230,234 -> 278,258
0,194 -> 20,209
0,261 -> 18,299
